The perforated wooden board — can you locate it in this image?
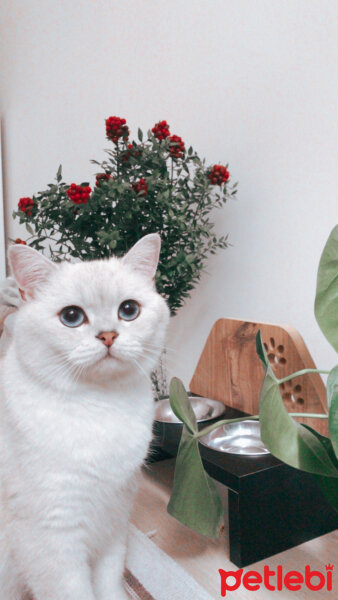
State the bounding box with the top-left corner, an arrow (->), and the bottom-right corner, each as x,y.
189,319 -> 328,435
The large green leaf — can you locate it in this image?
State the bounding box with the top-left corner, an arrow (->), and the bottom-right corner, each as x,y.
169,377 -> 197,434
167,425 -> 224,538
328,365 -> 338,458
259,363 -> 338,477
315,225 -> 338,352
301,424 -> 338,511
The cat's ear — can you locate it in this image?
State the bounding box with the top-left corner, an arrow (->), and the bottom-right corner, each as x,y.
122,233 -> 161,280
8,245 -> 56,300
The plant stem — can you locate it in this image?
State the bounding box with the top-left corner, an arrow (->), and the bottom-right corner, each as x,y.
116,144 -> 120,178
194,415 -> 259,439
194,410 -> 329,439
288,412 -> 328,419
278,368 -> 330,384
169,158 -> 174,202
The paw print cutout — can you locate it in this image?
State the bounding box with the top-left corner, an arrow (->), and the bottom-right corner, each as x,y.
263,337 -> 305,409
263,337 -> 287,367
280,380 -> 305,409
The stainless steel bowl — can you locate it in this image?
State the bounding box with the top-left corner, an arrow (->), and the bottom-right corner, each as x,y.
199,419 -> 270,456
154,396 -> 225,424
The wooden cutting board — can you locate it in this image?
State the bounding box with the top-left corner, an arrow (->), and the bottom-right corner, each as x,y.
189,318 -> 328,435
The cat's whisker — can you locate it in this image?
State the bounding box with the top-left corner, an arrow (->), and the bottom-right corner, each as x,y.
68,363 -> 86,392
43,359 -> 74,374
142,342 -> 177,355
142,349 -> 165,363
131,359 -> 151,383
34,357 -> 82,390
142,347 -> 177,369
41,347 -> 73,361
33,360 -> 77,386
142,342 -> 213,380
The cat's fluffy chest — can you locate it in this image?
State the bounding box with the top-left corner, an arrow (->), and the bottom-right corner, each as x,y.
1,355 -> 154,530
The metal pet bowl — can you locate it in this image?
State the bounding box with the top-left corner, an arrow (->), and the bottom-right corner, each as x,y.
154,396 -> 226,424
152,396 -> 226,453
199,419 -> 270,456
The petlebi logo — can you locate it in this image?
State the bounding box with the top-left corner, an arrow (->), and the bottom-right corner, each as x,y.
219,564 -> 334,596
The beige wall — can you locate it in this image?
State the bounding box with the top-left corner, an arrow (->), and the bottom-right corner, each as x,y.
1,0 -> 337,385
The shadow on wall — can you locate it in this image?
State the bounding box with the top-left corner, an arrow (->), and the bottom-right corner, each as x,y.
166,253 -> 233,386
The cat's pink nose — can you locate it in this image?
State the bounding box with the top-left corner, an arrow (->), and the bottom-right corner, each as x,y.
97,330 -> 119,347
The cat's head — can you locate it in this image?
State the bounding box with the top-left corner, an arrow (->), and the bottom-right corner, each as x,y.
8,234 -> 170,387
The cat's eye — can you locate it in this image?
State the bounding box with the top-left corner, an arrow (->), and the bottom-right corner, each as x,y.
118,299 -> 140,321
59,306 -> 87,328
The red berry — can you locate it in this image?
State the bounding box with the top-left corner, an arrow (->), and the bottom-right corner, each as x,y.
67,184 -> 91,204
208,164 -> 230,186
18,197 -> 34,214
105,116 -> 129,143
169,134 -> 185,158
132,178 -> 148,196
152,120 -> 171,140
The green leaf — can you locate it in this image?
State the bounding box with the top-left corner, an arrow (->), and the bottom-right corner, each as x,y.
25,223 -> 34,235
328,365 -> 338,458
301,424 -> 338,510
259,364 -> 338,477
314,225 -> 338,352
169,377 -> 197,434
138,128 -> 143,142
167,426 -> 224,538
301,424 -> 338,468
56,164 -> 62,182
256,330 -> 268,369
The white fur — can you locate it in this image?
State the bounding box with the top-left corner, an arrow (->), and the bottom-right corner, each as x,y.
0,235 -> 169,600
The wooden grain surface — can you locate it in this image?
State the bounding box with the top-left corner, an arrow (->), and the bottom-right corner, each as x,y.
189,318 -> 328,434
132,460 -> 337,600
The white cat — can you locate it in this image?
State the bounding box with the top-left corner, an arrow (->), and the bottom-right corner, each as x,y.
0,233 -> 169,600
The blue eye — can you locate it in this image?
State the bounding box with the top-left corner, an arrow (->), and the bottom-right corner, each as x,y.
59,306 -> 86,328
118,300 -> 140,321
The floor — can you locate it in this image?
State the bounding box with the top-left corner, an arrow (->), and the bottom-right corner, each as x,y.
131,459 -> 337,599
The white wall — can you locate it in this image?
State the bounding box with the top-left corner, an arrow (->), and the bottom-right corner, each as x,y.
0,127 -> 5,280
1,0 -> 337,387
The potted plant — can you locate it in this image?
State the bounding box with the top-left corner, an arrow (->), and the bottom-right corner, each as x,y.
166,225 -> 338,537
12,117 -> 237,397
